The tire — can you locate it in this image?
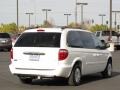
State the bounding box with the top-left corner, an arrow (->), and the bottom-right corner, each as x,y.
68,64 -> 81,86
102,61 -> 112,78
19,77 -> 33,84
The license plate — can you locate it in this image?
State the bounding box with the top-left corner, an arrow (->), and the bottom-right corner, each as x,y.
29,55 -> 40,61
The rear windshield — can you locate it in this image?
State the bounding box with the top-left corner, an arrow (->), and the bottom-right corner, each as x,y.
14,32 -> 61,47
102,31 -> 117,36
0,33 -> 10,38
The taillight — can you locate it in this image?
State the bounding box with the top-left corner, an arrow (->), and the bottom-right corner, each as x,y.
37,29 -> 45,32
58,49 -> 68,61
10,48 -> 13,63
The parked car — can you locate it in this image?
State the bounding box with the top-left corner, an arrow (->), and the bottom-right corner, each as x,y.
11,34 -> 21,46
0,33 -> 12,51
95,30 -> 120,49
9,28 -> 112,86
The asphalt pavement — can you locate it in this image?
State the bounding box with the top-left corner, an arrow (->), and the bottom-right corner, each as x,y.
0,51 -> 120,90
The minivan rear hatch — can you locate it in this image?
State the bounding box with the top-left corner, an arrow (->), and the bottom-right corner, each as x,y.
13,32 -> 61,69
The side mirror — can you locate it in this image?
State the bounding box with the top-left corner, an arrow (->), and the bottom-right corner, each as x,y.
101,40 -> 106,45
100,40 -> 110,49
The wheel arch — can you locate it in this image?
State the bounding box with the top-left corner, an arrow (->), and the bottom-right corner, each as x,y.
108,57 -> 112,65
68,58 -> 82,77
101,56 -> 113,78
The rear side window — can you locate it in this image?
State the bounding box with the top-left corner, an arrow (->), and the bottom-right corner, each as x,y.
0,33 -> 10,38
67,31 -> 84,48
67,31 -> 95,49
15,32 -> 61,47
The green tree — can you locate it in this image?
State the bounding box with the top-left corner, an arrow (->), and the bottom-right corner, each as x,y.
41,20 -> 53,28
90,24 -> 108,32
0,23 -> 17,34
68,22 -> 82,29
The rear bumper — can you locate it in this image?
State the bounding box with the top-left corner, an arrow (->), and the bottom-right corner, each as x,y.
9,64 -> 72,78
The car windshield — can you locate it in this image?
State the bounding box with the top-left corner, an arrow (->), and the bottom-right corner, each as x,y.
14,32 -> 61,47
0,33 -> 10,38
102,31 -> 117,36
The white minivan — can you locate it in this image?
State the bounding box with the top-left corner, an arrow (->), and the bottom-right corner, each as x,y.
9,28 -> 112,86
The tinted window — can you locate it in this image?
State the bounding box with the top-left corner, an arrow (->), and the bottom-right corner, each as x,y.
0,33 -> 10,38
92,34 -> 104,49
67,31 -> 83,48
67,31 -> 95,49
102,31 -> 117,36
15,32 -> 61,47
79,31 -> 95,49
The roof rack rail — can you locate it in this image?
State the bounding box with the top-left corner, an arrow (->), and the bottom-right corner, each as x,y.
61,26 -> 69,29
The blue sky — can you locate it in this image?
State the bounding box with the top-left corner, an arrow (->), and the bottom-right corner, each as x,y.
0,0 -> 120,27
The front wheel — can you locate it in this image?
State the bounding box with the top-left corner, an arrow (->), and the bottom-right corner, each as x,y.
102,61 -> 112,78
68,64 -> 81,86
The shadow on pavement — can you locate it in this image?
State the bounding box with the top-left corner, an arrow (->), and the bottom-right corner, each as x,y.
31,77 -> 68,86
80,71 -> 120,85
27,71 -> 120,86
